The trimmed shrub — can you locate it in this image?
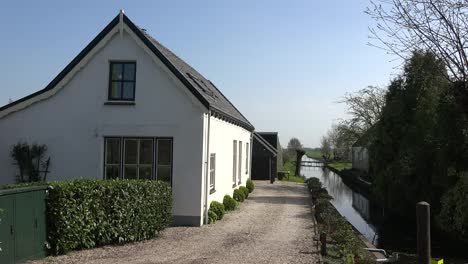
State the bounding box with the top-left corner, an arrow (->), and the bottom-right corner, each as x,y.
233,188 -> 245,202
4,179 -> 172,255
208,209 -> 218,224
210,201 -> 225,220
246,179 -> 255,193
223,195 -> 238,211
239,186 -> 249,199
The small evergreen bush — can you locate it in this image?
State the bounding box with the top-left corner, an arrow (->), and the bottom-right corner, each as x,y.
210,201 -> 225,220
246,179 -> 255,193
208,209 -> 218,224
223,195 -> 238,211
233,188 -> 245,202
239,186 -> 249,199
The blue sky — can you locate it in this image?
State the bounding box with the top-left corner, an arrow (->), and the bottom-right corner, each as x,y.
0,0 -> 395,147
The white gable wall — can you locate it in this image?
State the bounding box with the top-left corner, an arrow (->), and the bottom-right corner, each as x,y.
0,30 -> 206,223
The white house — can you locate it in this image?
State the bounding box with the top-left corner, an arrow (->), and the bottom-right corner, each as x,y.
0,11 -> 254,226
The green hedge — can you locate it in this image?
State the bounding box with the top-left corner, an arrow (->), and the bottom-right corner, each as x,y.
246,179 -> 255,193
239,186 -> 249,199
233,188 -> 245,202
4,179 -> 172,255
223,195 -> 238,211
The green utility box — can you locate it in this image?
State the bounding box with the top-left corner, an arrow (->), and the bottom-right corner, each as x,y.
0,186 -> 48,264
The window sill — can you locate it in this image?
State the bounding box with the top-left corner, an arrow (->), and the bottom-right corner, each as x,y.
104,101 -> 135,105
232,183 -> 237,188
210,188 -> 216,194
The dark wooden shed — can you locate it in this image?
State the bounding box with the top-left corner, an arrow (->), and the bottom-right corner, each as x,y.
251,132 -> 279,183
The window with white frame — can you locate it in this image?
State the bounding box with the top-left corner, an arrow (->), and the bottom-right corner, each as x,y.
238,141 -> 242,184
210,154 -> 216,193
233,140 -> 237,186
104,137 -> 172,183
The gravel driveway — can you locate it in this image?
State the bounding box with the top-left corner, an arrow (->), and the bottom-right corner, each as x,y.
33,181 -> 319,264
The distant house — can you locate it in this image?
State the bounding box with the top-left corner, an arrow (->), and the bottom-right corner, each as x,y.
352,146 -> 369,172
351,128 -> 375,173
0,11 -> 255,226
251,132 -> 280,183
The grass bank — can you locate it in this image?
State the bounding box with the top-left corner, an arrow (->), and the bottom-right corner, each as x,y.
306,177 -> 374,263
327,161 -> 352,171
279,159 -> 305,183
305,150 -> 322,160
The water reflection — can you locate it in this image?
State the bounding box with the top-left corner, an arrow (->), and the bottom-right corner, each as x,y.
301,156 -> 379,245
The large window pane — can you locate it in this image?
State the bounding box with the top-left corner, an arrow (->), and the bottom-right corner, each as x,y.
106,165 -> 120,179
140,139 -> 153,164
139,166 -> 152,180
157,140 -> 172,165
157,166 -> 171,183
124,166 -> 137,179
110,82 -> 122,99
111,63 -> 123,80
233,140 -> 237,184
122,83 -> 134,100
123,64 -> 135,80
124,139 -> 138,164
106,138 -> 120,164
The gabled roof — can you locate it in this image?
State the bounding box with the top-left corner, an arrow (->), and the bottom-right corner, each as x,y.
253,132 -> 277,156
0,12 -> 254,131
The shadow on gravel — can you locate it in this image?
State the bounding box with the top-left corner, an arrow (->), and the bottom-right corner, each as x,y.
249,195 -> 310,206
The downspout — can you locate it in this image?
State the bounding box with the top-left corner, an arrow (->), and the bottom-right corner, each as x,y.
203,110 -> 211,225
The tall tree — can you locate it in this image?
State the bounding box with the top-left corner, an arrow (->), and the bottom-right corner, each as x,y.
287,137 -> 303,151
339,86 -> 386,136
370,51 -> 450,214
367,0 -> 468,84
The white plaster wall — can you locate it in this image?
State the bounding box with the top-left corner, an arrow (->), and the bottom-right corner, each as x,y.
204,116 -> 252,207
0,30 -> 205,221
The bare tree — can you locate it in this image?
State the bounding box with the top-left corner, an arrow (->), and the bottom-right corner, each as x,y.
340,86 -> 386,135
367,0 -> 468,84
320,136 -> 332,161
287,137 -> 303,151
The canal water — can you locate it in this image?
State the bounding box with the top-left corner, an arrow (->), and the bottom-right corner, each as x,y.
301,156 -> 468,261
301,156 -> 379,245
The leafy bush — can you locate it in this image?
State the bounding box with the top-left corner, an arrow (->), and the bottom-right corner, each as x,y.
239,186 -> 249,199
438,175 -> 468,240
246,179 -> 255,193
233,188 -> 245,202
223,195 -> 238,211
208,209 -> 218,224
210,201 -> 225,220
306,177 -> 322,193
277,171 -> 288,180
5,179 -> 172,255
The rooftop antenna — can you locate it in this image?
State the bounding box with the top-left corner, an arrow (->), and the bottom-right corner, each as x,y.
119,9 -> 125,38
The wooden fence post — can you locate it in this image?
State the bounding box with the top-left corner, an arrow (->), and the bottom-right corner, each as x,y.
320,232 -> 327,256
417,201 -> 431,264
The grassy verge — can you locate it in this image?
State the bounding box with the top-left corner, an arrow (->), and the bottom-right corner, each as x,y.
279,159 -> 305,183
306,177 -> 374,263
306,150 -> 322,160
328,162 -> 352,171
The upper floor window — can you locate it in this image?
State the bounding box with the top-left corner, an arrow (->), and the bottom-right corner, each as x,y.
108,62 -> 136,101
